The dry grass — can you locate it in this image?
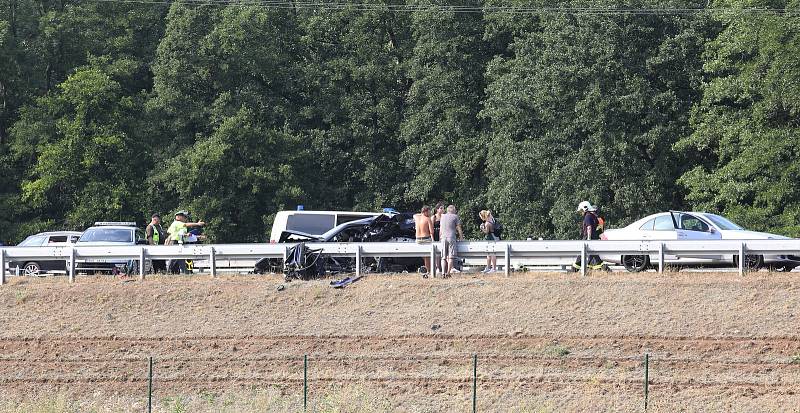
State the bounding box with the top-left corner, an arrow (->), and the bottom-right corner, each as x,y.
1,271 -> 800,412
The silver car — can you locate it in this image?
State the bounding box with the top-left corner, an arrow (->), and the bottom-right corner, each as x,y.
75,222 -> 148,273
601,211 -> 800,272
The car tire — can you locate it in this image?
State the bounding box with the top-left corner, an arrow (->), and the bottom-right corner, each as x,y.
734,254 -> 763,271
622,255 -> 649,272
23,262 -> 41,277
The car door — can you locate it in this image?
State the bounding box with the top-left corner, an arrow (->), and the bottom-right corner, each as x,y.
44,235 -> 75,272
673,212 -> 723,263
639,215 -> 680,262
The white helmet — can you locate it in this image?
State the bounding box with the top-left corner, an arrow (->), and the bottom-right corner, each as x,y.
576,201 -> 596,212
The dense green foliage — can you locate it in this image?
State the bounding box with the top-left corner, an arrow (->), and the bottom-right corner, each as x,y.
1,0 -> 798,243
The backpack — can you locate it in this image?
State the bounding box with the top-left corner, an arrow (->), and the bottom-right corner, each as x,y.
492,220 -> 503,238
594,214 -> 605,234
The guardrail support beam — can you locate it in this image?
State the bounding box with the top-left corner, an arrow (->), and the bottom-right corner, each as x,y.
355,245 -> 362,277
69,247 -> 76,283
581,243 -> 587,277
658,243 -> 664,273
738,242 -> 745,276
0,249 -> 6,285
139,247 -> 146,281
504,243 -> 511,276
210,247 -> 217,278
430,243 -> 436,278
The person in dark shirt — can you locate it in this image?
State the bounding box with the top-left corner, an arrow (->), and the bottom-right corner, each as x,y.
572,201 -> 605,271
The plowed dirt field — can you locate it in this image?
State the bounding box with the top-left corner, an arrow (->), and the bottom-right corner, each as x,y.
1,272 -> 799,412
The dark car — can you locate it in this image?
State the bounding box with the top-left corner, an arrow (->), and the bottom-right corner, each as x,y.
257,213 -> 423,275
9,231 -> 82,276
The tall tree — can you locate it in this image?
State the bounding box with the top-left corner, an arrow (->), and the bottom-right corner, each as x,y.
676,0 -> 800,236
400,1 -> 488,229
482,1 -> 712,239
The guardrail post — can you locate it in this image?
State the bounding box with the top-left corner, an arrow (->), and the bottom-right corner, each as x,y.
139,247 -> 146,281
69,247 -> 76,283
581,242 -> 587,277
658,243 -> 664,273
355,245 -> 362,277
738,242 -> 745,276
504,243 -> 511,276
430,243 -> 436,278
209,247 -> 217,278
0,249 -> 6,285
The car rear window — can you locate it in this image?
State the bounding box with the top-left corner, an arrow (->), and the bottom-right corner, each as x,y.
79,228 -> 133,243
653,215 -> 674,231
18,235 -> 46,246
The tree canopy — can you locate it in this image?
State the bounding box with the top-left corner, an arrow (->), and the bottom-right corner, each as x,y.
1,0 -> 798,243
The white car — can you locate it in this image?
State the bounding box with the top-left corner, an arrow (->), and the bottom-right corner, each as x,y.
75,222 -> 148,273
601,211 -> 800,272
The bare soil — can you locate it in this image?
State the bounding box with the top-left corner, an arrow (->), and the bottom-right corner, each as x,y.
1,271 -> 799,412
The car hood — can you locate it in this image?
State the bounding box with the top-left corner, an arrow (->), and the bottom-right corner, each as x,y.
720,230 -> 792,240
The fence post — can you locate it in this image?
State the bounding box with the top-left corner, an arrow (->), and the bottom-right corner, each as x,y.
355,245 -> 362,277
139,247 -> 146,281
303,354 -> 308,412
209,247 -> 217,278
658,243 -> 664,273
0,249 -> 5,286
644,353 -> 649,411
69,247 -> 76,283
472,354 -> 478,413
504,243 -> 511,276
148,356 -> 153,413
580,242 -> 587,277
738,242 -> 745,276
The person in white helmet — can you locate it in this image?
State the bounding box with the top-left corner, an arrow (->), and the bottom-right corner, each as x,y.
572,201 -> 605,271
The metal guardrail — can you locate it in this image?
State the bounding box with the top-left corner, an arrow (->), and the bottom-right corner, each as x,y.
1,239 -> 799,285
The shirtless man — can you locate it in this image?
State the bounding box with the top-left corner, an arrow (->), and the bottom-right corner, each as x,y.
414,205 -> 435,277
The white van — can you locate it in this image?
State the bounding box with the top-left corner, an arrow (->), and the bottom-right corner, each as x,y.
269,210 -> 384,243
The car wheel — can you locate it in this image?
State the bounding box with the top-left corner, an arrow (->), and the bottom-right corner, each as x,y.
734,254 -> 763,271
622,255 -> 649,272
23,262 -> 41,277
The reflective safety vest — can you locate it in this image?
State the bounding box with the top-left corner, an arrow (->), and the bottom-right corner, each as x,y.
148,224 -> 162,245
168,221 -> 187,243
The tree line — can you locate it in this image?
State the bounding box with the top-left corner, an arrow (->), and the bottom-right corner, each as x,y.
1,0 -> 798,243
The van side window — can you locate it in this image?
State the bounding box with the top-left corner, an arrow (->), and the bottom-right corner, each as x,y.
287,214 -> 336,235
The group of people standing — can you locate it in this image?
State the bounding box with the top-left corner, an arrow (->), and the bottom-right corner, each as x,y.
144,210 -> 206,273
413,200 -> 606,277
413,203 -> 501,278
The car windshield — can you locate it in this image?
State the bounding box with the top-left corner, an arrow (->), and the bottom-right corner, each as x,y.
79,228 -> 133,243
702,214 -> 744,230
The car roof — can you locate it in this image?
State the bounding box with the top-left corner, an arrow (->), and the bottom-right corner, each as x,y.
84,226 -> 137,230
28,231 -> 83,237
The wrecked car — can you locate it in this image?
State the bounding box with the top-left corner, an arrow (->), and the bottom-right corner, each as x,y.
256,213 -> 424,277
